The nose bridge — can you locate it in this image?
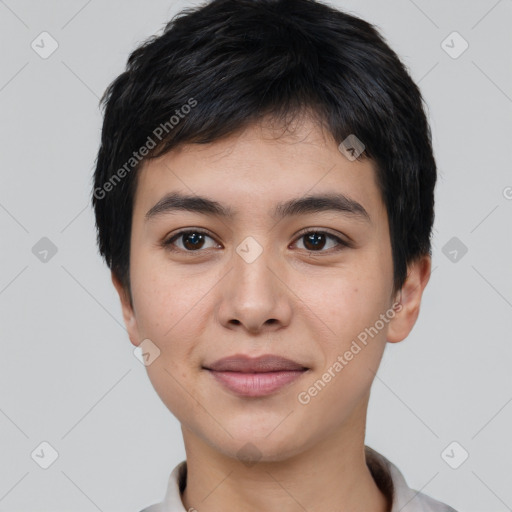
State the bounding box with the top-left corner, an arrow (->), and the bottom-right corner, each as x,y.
216,233 -> 291,332
232,234 -> 277,300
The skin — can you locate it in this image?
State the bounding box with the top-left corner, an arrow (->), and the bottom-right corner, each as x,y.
113,114 -> 431,512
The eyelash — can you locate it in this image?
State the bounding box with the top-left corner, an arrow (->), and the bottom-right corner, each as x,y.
162,228 -> 350,255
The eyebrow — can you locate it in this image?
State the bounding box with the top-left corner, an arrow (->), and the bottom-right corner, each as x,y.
145,191 -> 371,223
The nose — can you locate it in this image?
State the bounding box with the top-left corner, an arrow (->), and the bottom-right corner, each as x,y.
215,240 -> 293,335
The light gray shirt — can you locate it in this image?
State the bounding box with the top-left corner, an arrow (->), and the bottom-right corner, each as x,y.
140,446 -> 457,512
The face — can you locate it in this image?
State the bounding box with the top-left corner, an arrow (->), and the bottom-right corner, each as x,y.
114,115 -> 430,462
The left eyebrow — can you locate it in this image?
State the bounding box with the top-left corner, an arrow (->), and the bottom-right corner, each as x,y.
145,191 -> 371,224
273,193 -> 371,223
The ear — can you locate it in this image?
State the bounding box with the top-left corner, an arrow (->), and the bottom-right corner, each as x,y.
386,254 -> 432,344
111,271 -> 140,348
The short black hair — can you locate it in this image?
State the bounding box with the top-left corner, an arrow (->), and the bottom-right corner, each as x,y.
92,0 -> 436,302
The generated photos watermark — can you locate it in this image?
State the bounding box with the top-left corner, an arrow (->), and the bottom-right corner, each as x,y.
297,300 -> 403,405
93,97 -> 198,200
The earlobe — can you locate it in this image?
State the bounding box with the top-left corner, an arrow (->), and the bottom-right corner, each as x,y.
386,254 -> 432,344
111,271 -> 140,348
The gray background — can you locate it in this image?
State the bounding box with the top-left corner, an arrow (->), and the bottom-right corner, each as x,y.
0,0 -> 511,510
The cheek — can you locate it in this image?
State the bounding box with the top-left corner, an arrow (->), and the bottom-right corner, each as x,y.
130,256 -> 211,419
129,253 -> 220,388
130,253 -> 202,338
292,262 -> 388,342
295,277 -> 389,422
289,256 -> 392,398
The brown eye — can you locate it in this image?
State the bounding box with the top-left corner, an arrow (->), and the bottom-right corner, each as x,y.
293,230 -> 348,253
163,230 -> 218,252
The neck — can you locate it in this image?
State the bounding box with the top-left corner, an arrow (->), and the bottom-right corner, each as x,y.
180,400 -> 390,512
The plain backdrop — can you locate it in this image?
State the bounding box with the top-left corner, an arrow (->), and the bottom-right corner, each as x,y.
0,0 -> 511,511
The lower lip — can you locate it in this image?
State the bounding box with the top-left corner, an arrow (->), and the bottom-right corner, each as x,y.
207,370 -> 306,397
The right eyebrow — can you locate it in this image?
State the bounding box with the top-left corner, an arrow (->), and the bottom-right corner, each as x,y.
145,192 -> 235,221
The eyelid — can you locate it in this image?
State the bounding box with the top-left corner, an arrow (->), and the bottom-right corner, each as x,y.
293,227 -> 350,244
162,228 -> 218,251
162,227 -> 351,253
291,228 -> 351,252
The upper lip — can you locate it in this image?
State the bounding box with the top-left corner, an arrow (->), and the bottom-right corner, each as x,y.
204,354 -> 308,373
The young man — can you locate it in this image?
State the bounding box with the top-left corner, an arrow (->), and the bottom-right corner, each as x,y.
92,0 -> 457,510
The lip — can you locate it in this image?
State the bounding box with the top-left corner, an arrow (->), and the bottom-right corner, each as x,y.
203,354 -> 309,397
205,354 -> 308,372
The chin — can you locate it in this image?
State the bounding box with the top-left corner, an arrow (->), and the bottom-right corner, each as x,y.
206,421 -> 311,464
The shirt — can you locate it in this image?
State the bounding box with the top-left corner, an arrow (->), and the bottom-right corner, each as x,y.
140,445 -> 458,512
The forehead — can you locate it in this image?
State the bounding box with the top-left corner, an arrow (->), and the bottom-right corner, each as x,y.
133,118 -> 385,224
